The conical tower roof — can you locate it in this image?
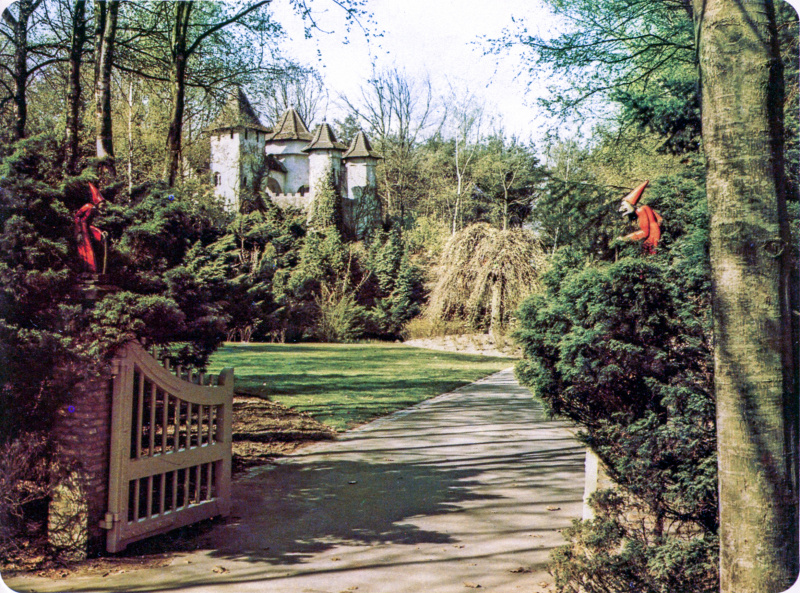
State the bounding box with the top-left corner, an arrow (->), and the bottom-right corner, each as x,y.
343,131 -> 382,159
304,123 -> 346,152
210,88 -> 271,133
265,108 -> 313,142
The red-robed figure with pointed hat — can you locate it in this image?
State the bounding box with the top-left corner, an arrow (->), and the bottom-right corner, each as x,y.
74,183 -> 107,273
617,180 -> 662,255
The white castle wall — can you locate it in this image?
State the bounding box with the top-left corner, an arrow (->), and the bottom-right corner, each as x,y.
308,152 -> 343,198
210,130 -> 265,210
265,139 -> 309,193
210,133 -> 239,210
269,191 -> 313,211
344,158 -> 377,201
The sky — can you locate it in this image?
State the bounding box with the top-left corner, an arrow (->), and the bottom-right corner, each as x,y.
269,0 -> 564,143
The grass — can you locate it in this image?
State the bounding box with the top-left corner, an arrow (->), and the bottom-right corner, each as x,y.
207,342 -> 514,431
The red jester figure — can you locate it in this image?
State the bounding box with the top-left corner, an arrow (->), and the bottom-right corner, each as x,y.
74,183 -> 108,273
617,180 -> 663,255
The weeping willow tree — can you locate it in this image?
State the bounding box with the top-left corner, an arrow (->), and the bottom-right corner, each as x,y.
425,223 -> 548,338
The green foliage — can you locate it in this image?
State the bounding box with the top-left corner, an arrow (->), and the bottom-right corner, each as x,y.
194,205 -> 305,342
515,179 -> 716,588
0,136 -> 235,444
488,0 -> 697,128
361,228 -> 425,337
308,167 -> 342,231
550,490 -> 719,593
274,225 -> 425,342
0,136 -> 84,439
314,280 -> 367,343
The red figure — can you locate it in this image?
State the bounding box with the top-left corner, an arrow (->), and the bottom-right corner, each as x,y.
74,183 -> 107,273
617,180 -> 663,255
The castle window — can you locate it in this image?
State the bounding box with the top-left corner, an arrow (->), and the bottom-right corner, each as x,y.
214,172 -> 221,186
230,130 -> 234,139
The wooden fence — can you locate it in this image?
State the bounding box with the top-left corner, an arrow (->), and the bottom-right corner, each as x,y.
102,341 -> 233,553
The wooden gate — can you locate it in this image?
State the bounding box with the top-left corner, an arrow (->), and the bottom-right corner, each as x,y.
102,341 -> 233,553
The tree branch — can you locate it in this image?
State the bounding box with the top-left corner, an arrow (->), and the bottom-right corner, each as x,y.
186,0 -> 271,57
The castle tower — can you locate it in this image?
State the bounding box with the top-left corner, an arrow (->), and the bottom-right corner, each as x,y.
209,88 -> 271,211
304,123 -> 347,196
343,131 -> 383,239
263,108 -> 313,195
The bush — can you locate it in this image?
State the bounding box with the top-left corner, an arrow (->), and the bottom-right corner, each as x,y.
0,434 -> 50,560
551,489 -> 719,593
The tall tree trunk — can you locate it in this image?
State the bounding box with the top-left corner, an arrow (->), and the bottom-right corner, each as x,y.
94,0 -> 119,173
164,1 -> 192,187
693,0 -> 799,591
65,0 -> 86,174
3,0 -> 37,140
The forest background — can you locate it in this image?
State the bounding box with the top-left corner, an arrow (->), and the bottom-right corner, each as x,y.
0,1 -> 798,592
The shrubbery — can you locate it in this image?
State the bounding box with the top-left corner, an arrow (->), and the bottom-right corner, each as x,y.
514,169 -> 718,590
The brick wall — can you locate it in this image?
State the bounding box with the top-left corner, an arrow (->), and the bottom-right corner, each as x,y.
51,369 -> 113,555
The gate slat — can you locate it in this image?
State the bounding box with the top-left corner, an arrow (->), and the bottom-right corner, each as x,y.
105,341 -> 233,553
149,383 -> 156,456
135,372 -> 144,459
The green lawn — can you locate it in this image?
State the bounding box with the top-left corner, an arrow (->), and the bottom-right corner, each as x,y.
207,342 -> 514,431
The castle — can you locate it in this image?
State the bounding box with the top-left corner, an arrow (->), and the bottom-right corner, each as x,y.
209,89 -> 382,238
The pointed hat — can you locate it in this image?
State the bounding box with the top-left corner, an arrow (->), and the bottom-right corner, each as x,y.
621,180 -> 649,206
89,183 -> 104,205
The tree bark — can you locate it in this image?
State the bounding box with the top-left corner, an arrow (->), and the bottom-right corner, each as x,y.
94,0 -> 119,173
693,0 -> 799,591
164,1 -> 192,187
65,0 -> 87,174
3,0 -> 38,140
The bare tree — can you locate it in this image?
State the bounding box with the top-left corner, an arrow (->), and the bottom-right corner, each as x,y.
447,86 -> 486,234
257,66 -> 326,127
341,68 -> 444,219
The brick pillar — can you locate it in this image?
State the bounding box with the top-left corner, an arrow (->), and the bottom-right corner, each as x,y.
49,368 -> 113,558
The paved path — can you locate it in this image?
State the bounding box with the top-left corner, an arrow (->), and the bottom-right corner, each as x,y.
6,368 -> 586,593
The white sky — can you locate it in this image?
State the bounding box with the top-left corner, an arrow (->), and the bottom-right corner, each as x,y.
269,0 -> 563,142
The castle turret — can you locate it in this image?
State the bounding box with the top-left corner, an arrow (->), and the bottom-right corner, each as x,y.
264,108 -> 313,195
304,123 -> 347,196
208,88 -> 271,211
343,131 -> 382,239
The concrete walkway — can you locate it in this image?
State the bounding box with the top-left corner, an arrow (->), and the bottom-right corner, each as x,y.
6,368 -> 586,593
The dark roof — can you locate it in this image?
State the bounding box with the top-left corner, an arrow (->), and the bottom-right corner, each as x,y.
343,131 -> 382,159
209,88 -> 271,133
303,123 -> 346,152
265,108 -> 313,142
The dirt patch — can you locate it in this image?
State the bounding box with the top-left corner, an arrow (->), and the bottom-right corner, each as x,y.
404,333 -> 521,359
1,396 -> 335,579
231,395 -> 337,474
